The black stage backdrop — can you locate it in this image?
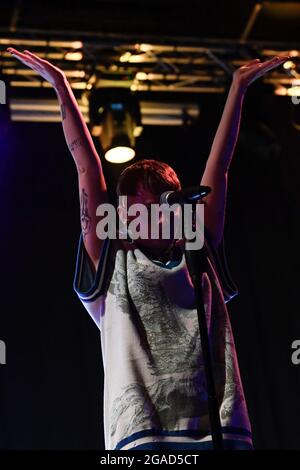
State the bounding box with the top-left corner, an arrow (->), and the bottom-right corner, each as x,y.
0,86 -> 300,450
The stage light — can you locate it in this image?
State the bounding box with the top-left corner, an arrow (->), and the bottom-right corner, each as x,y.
130,83 -> 138,91
287,85 -> 300,96
65,51 -> 83,61
283,60 -> 296,70
138,43 -> 152,52
89,88 -> 142,164
71,41 -> 83,49
120,51 -> 149,64
120,52 -> 131,63
135,72 -> 148,81
105,146 -> 135,163
274,85 -> 300,97
128,54 -> 149,63
274,86 -> 287,96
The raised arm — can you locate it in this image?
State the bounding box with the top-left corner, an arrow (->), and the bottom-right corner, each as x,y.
7,48 -> 107,269
201,55 -> 290,248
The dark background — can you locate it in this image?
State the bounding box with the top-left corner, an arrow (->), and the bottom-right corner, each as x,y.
1,84 -> 300,450
1,0 -> 300,450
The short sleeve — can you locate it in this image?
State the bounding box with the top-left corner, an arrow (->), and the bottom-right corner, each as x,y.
204,233 -> 238,303
73,234 -> 111,328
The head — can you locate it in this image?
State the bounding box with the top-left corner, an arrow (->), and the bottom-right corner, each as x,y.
116,159 -> 181,256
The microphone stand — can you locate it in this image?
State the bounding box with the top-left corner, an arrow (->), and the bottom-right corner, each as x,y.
183,199 -> 223,451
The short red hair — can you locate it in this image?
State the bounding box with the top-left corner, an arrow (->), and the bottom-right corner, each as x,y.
116,159 -> 181,196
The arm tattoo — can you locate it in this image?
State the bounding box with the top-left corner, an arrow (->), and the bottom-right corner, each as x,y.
80,188 -> 92,239
60,102 -> 66,120
68,137 -> 83,153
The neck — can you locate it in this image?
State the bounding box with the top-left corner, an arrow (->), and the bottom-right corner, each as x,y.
139,242 -> 176,263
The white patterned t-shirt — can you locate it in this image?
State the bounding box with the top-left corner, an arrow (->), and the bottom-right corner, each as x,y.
73,235 -> 253,450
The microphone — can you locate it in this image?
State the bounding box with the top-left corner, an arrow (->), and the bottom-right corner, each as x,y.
160,185 -> 211,205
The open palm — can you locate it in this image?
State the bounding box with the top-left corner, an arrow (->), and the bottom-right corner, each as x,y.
8,48 -> 290,94
7,48 -> 66,88
233,55 -> 290,92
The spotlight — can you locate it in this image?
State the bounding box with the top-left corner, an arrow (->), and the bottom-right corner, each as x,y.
65,50 -> 83,61
135,72 -> 148,81
289,50 -> 299,58
105,146 -> 135,164
89,88 -> 142,163
120,52 -> 131,63
283,60 -> 296,70
274,86 -> 287,96
287,85 -> 300,97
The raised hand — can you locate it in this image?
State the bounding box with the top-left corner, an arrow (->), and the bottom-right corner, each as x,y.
7,47 -> 108,273
200,53 -> 291,248
7,48 -> 66,88
233,55 -> 291,93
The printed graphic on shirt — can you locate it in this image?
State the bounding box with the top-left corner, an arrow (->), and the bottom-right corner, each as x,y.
108,251 -> 206,375
110,375 -> 209,439
75,240 -> 252,449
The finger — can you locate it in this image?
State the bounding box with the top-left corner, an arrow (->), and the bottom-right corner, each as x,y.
23,49 -> 38,56
244,59 -> 261,67
7,48 -> 37,67
8,50 -> 34,64
240,57 -> 287,73
261,55 -> 291,67
252,55 -> 290,76
275,55 -> 291,64
261,57 -> 290,73
23,50 -> 45,63
7,47 -> 29,60
7,47 -> 19,53
7,48 -> 44,74
7,48 -> 44,68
